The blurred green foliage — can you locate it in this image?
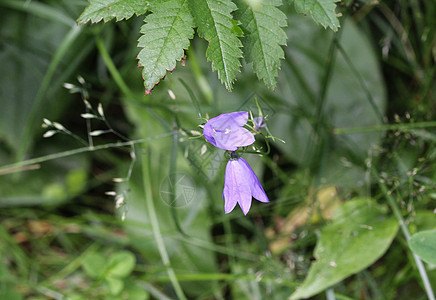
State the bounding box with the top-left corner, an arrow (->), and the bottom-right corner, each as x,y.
0,0 -> 435,300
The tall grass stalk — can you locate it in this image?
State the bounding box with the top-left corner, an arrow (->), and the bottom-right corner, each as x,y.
141,148 -> 187,300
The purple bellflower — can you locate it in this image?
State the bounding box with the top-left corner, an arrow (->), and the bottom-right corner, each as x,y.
223,152 -> 269,215
203,111 -> 255,151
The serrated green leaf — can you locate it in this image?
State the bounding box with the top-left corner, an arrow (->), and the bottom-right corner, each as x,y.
290,199 -> 398,300
234,0 -> 287,89
289,0 -> 341,31
137,0 -> 194,92
78,0 -> 149,24
409,229 -> 436,265
189,0 -> 243,90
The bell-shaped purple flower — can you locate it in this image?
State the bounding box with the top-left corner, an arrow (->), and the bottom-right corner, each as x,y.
223,155 -> 269,215
203,111 -> 255,151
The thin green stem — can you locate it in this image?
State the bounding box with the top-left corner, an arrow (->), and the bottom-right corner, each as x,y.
187,47 -> 213,104
372,169 -> 435,300
96,37 -> 134,98
141,149 -> 187,300
333,121 -> 436,134
179,79 -> 203,118
326,288 -> 336,300
169,117 -> 187,237
0,132 -> 176,176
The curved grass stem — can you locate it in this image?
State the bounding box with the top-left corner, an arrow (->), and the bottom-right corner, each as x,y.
141,149 -> 187,300
0,132 -> 176,176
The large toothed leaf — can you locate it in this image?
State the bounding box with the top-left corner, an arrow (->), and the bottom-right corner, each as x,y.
78,0 -> 149,24
234,0 -> 287,90
288,0 -> 341,31
189,0 -> 243,90
137,0 -> 194,92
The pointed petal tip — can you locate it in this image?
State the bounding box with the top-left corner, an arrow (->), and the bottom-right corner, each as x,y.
239,198 -> 252,216
224,198 -> 237,214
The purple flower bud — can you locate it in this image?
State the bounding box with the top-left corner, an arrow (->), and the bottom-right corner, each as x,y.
253,116 -> 266,131
222,156 -> 269,215
203,111 -> 255,151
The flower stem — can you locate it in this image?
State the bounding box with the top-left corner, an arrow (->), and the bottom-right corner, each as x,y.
0,132 -> 175,176
333,121 -> 436,134
95,37 -> 134,99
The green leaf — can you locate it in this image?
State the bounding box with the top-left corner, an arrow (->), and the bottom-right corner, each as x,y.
409,230 -> 436,265
78,0 -> 149,24
189,0 -> 243,90
137,0 -> 194,92
105,276 -> 124,295
290,198 -> 399,300
82,252 -> 106,279
289,0 -> 341,31
107,251 -> 136,278
234,0 -> 287,89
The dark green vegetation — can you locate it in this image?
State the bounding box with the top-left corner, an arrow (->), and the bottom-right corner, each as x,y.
0,0 -> 435,299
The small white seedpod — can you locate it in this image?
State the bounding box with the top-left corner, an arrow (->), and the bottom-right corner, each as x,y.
77,75 -> 85,85
200,144 -> 207,155
83,99 -> 92,110
81,113 -> 96,119
112,178 -> 125,183
89,130 -> 106,136
190,130 -> 202,136
97,103 -> 105,117
43,130 -> 57,138
168,89 -> 176,100
52,122 -> 66,131
115,195 -> 125,209
105,191 -> 117,196
43,118 -> 52,126
63,83 -> 75,90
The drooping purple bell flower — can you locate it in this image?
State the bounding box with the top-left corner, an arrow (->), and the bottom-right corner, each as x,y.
223,152 -> 269,215
203,111 -> 255,151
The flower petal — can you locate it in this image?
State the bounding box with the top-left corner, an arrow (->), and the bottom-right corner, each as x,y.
238,192 -> 252,215
239,158 -> 269,203
251,177 -> 269,203
223,159 -> 252,214
203,122 -> 218,147
214,127 -> 255,151
223,162 -> 238,214
203,111 -> 254,151
209,111 -> 248,128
